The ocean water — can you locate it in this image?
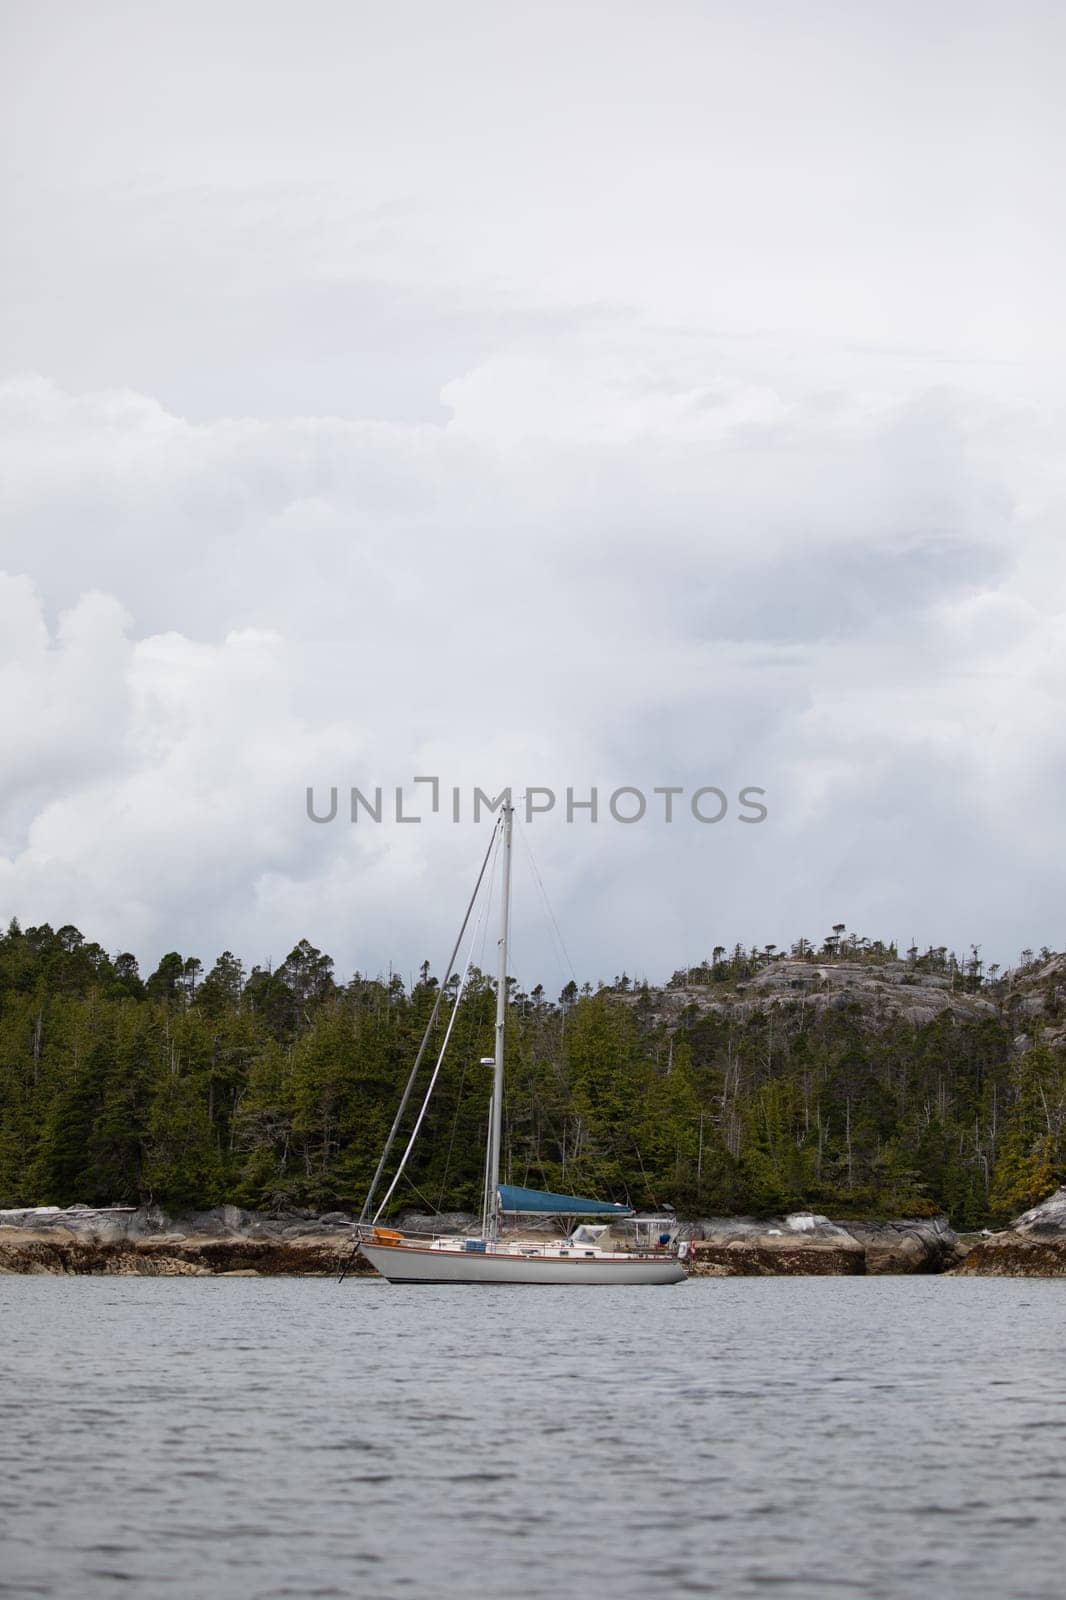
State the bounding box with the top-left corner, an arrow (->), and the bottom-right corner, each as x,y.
1,1276 -> 1063,1599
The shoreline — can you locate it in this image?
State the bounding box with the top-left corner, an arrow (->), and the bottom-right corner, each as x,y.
0,1228 -> 375,1277
0,1203 -> 374,1277
4,1197 -> 1066,1276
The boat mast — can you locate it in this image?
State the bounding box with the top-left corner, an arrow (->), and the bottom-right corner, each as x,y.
486,801 -> 513,1240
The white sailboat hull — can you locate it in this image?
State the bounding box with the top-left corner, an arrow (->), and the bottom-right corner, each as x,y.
360,1240 -> 686,1285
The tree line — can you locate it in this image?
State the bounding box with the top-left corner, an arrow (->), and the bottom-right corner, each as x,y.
0,919 -> 1062,1226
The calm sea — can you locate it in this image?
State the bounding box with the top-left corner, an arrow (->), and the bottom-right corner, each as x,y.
1,1276 -> 1063,1599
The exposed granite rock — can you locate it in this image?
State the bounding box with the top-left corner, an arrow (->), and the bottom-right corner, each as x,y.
1014,1186 -> 1066,1236
951,1187 -> 1066,1276
688,1242 -> 865,1277
1005,956 -> 1066,1052
0,1204 -> 158,1241
395,1210 -> 479,1235
842,1217 -> 966,1274
629,958 -> 1001,1034
685,1212 -> 965,1276
0,1208 -> 375,1276
178,1206 -> 355,1240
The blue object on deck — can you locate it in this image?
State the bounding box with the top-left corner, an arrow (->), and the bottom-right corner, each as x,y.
464,1239 -> 488,1252
497,1184 -> 633,1217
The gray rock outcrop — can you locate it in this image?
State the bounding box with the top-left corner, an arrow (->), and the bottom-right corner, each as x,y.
685,1212 -> 965,1276
0,1204 -> 372,1276
952,1187 -> 1066,1276
628,957 -> 1001,1034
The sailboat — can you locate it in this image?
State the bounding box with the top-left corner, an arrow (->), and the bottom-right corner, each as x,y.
355,802 -> 686,1286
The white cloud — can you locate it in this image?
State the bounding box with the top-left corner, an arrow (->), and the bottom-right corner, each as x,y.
1,344 -> 1064,980
1,3 -> 1064,980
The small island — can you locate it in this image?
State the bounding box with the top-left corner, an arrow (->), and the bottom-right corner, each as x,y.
1,919 -> 1064,1271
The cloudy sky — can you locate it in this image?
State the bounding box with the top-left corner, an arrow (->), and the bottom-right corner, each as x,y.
1,0 -> 1064,988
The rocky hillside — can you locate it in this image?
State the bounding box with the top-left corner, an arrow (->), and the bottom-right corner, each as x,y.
627,950 -> 1066,1044
1000,954 -> 1066,1053
1,920 -> 1062,1230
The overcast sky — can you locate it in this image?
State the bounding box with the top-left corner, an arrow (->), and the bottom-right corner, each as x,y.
2,0 -> 1064,988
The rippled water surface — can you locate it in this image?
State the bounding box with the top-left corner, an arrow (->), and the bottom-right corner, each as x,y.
1,1276 -> 1064,1598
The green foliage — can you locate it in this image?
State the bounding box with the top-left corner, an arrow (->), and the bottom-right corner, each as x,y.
990,1047 -> 1065,1217
0,918 -> 1063,1226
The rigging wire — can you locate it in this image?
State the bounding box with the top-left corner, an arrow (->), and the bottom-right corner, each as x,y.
433,1047 -> 469,1213
434,831 -> 500,1210
371,831 -> 496,1223
358,815 -> 501,1224
515,813 -> 578,990
511,814 -> 634,1207
476,831 -> 497,974
396,1175 -> 444,1219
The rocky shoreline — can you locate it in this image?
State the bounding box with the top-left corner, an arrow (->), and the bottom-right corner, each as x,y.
3,1191 -> 1066,1276
0,1204 -> 376,1277
685,1213 -> 968,1276
950,1188 -> 1066,1277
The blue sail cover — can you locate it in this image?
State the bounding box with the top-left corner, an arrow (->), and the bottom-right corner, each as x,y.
497,1183 -> 633,1217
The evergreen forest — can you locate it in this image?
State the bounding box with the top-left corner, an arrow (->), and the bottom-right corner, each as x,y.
1,919 -> 1063,1227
